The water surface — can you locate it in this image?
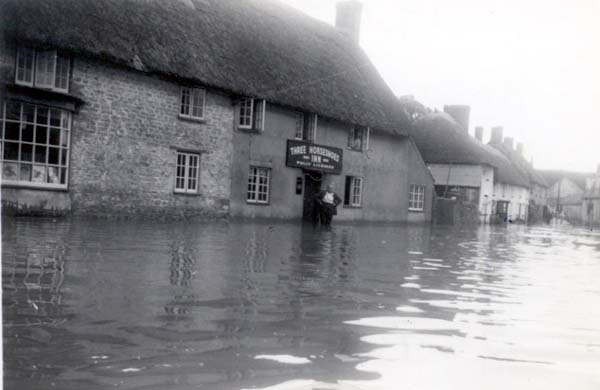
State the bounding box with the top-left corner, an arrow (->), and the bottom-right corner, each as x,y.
3,219 -> 600,389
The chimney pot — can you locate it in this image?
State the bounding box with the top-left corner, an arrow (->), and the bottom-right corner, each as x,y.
335,1 -> 363,44
443,105 -> 470,133
516,142 -> 524,155
474,126 -> 484,142
491,126 -> 503,144
503,137 -> 514,151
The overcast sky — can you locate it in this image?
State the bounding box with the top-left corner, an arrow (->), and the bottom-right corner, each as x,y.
281,0 -> 599,173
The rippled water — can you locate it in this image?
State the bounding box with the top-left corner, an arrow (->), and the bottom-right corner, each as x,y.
2,219 -> 600,390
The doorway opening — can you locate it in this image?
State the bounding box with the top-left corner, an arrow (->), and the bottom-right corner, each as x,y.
302,170 -> 322,222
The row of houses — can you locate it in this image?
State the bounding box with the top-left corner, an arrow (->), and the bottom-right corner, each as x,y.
1,0 -> 596,226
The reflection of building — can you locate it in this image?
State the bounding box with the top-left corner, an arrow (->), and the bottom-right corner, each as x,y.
3,244 -> 66,325
1,0 -> 433,222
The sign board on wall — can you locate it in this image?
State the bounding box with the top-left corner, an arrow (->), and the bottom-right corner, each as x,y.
285,140 -> 343,174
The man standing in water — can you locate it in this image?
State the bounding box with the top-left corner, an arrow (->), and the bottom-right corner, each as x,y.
316,184 -> 342,226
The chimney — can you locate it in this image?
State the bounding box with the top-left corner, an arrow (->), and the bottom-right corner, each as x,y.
443,105 -> 470,133
503,137 -> 514,151
516,142 -> 524,155
491,126 -> 503,144
474,126 -> 484,142
335,1 -> 363,44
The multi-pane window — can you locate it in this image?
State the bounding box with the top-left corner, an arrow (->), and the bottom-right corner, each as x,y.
1,100 -> 71,187
175,152 -> 200,193
238,98 -> 266,132
180,87 -> 205,119
344,176 -> 363,207
15,47 -> 70,92
348,126 -> 369,151
247,166 -> 270,204
294,112 -> 317,141
409,184 -> 426,211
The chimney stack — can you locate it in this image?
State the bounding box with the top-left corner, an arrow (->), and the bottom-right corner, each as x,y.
516,142 -> 524,155
443,105 -> 470,133
474,126 -> 484,142
503,137 -> 514,151
491,126 -> 503,144
335,1 -> 363,44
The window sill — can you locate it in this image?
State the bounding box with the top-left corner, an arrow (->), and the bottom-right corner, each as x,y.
1,181 -> 69,192
237,127 -> 262,134
5,83 -> 84,112
408,208 -> 425,213
347,147 -> 367,153
343,205 -> 362,209
173,190 -> 202,196
178,115 -> 206,124
246,201 -> 270,206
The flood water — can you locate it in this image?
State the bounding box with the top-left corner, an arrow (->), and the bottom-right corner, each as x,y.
2,218 -> 600,390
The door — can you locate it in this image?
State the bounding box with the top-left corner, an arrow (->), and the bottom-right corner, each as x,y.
302,170 -> 322,222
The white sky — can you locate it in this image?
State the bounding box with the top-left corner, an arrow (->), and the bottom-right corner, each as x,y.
280,0 -> 600,173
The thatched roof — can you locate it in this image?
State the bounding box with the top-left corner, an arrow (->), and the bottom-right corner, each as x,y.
0,0 -> 409,134
488,141 -> 547,187
537,169 -> 593,190
409,112 -> 529,187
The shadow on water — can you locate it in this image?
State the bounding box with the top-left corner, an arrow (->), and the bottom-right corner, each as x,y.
2,218 -> 600,389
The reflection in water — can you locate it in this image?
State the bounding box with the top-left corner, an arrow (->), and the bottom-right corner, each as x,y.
2,220 -> 600,390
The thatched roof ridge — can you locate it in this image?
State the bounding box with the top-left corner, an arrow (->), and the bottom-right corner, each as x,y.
1,0 -> 409,134
488,141 -> 547,187
409,112 -> 529,187
537,169 -> 594,190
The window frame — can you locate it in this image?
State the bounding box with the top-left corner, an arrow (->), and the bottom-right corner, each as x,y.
247,166 -> 271,204
174,151 -> 200,194
408,184 -> 426,211
344,175 -> 363,207
348,126 -> 370,151
15,47 -> 71,93
293,112 -> 317,141
237,98 -> 266,132
1,100 -> 72,189
179,87 -> 206,120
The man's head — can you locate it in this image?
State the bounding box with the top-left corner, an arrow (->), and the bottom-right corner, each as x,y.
326,184 -> 333,192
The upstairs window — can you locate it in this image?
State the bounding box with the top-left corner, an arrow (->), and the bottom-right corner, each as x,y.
344,176 -> 363,207
237,98 -> 266,132
180,87 -> 205,120
175,152 -> 200,193
348,126 -> 369,151
409,184 -> 426,211
16,47 -> 70,93
294,112 -> 317,142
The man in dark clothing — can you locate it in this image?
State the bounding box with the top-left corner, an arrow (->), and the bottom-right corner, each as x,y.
316,184 -> 342,226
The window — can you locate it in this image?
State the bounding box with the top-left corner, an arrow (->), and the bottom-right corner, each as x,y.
294,112 -> 317,141
174,152 -> 200,193
15,47 -> 70,92
409,184 -> 426,211
237,98 -> 266,132
1,100 -> 71,188
344,176 -> 363,207
180,87 -> 205,120
348,126 -> 369,151
247,166 -> 270,204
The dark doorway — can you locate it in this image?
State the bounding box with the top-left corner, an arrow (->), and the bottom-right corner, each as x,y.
302,170 -> 322,222
496,201 -> 509,221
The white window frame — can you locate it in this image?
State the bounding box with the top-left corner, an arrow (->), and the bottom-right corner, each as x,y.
1,100 -> 72,189
348,126 -> 370,151
15,47 -> 70,93
174,152 -> 200,193
179,87 -> 206,120
294,111 -> 304,140
344,175 -> 363,207
409,184 -> 426,211
247,166 -> 271,204
238,98 -> 266,132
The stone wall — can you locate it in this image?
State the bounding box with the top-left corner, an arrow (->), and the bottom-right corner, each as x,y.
1,40 -> 233,218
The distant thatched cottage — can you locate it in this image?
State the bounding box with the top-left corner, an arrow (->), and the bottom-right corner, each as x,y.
0,0 -> 434,221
